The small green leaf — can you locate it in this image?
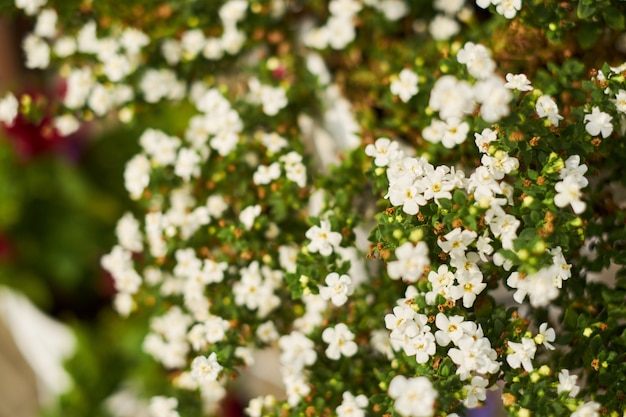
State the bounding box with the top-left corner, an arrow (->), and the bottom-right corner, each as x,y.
576,23 -> 601,49
577,1 -> 596,19
603,7 -> 625,30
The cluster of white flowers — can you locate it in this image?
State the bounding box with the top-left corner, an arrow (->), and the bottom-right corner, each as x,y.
247,77 -> 288,116
161,1 -> 247,65
303,0 -> 361,50
506,246 -> 572,307
278,331 -> 317,406
476,0 -> 522,19
100,243 -> 142,316
232,261 -> 282,317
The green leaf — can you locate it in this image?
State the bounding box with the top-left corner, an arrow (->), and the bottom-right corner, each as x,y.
564,307 -> 578,330
577,1 -> 596,19
590,334 -> 604,354
576,23 -> 601,49
603,7 -> 625,30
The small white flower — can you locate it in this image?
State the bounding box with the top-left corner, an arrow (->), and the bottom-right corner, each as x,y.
149,396 -> 180,417
557,369 -> 580,397
54,114 -> 80,136
319,272 -> 353,306
536,95 -> 563,126
506,337 -> 537,372
390,69 -> 419,103
571,401 -> 600,417
387,241 -> 430,283
253,162 -> 281,185
535,322 -> 556,350
0,92 -> 19,126
34,8 -> 57,38
239,204 -> 262,230
365,137 -> 401,167
504,73 -> 533,91
190,353 -> 223,383
584,106 -> 613,138
613,89 -> 626,114
305,220 -> 342,256
554,175 -> 586,214
336,391 -> 368,417
23,34 -> 50,69
456,42 -> 495,80
388,375 -> 438,417
322,323 -> 358,359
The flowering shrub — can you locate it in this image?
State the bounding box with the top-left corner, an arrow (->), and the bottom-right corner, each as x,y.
2,0 -> 626,416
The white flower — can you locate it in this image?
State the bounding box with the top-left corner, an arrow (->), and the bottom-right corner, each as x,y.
181,29 -> 205,60
428,75 -> 474,120
536,95 -> 563,126
390,69 -> 419,102
279,331 -> 317,371
319,272 -> 353,306
149,396 -> 180,417
124,154 -> 151,200
365,137 -> 401,167
613,89 -> 626,114
463,376 -> 488,408
434,0 -> 465,15
87,83 -> 113,116
385,175 -> 427,215
174,148 -> 201,181
504,73 -> 533,91
336,391 -> 368,417
434,313 -> 466,346
23,34 -> 50,69
571,401 -> 600,417
554,175 -> 586,214
15,0 -> 47,15
0,92 -> 19,126
429,14 -> 460,41
190,353 -> 223,383
376,0 -> 409,20
239,204 -> 262,230
261,132 -> 289,153
387,241 -> 430,283
533,322 -> 556,350
456,42 -> 495,80
437,228 -> 477,257
116,212 -> 144,253
456,272 -> 487,308
34,8 -> 57,38
54,114 -> 80,136
557,369 -> 580,397
440,117 -> 470,148
550,246 -> 572,288
219,0 -> 249,26
322,323 -> 358,359
305,220 -> 342,256
120,28 -> 150,55
496,0 -> 522,19
326,16 -> 356,50
584,106 -> 613,138
388,375 -> 438,417
253,162 -> 281,185
506,337 -> 537,372
53,37 -> 76,57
